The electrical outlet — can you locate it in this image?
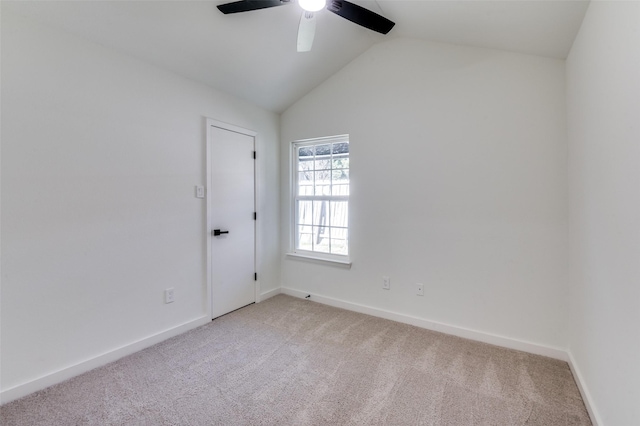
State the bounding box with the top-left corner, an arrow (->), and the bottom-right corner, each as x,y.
195,185 -> 205,199
417,283 -> 424,296
383,276 -> 390,290
165,288 -> 175,304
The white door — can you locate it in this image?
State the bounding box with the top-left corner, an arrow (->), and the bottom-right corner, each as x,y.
209,124 -> 256,318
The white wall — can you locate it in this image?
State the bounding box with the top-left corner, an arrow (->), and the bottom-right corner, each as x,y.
281,38 -> 568,351
0,11 -> 280,395
566,2 -> 640,424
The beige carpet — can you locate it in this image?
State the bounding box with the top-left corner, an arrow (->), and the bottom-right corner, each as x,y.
1,294 -> 591,425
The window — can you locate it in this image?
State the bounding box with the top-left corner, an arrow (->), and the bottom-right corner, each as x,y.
292,135 -> 349,260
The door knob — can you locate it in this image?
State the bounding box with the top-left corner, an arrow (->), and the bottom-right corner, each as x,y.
212,229 -> 229,236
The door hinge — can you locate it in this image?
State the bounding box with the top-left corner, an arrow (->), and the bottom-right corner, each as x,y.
253,151 -> 256,159
254,273 -> 257,281
254,212 -> 257,220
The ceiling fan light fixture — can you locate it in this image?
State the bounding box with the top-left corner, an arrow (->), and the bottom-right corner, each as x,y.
299,0 -> 326,12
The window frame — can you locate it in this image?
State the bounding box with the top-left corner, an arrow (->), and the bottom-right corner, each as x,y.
290,135 -> 350,264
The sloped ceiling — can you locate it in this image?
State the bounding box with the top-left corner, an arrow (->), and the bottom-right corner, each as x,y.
3,0 -> 589,113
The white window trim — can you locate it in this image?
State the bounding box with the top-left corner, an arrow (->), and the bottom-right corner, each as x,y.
285,252 -> 352,268
289,135 -> 351,266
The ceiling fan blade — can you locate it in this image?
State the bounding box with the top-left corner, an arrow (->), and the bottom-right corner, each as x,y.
217,0 -> 289,14
297,12 -> 317,52
326,0 -> 395,34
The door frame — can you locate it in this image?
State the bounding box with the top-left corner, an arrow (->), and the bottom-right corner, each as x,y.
206,118 -> 259,320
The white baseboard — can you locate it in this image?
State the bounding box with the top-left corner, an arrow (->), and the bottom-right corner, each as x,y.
567,351 -> 601,426
0,316 -> 211,405
258,287 -> 281,302
281,287 -> 568,361
4,290 -> 596,424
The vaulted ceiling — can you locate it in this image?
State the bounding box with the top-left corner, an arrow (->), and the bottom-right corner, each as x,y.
3,0 -> 589,113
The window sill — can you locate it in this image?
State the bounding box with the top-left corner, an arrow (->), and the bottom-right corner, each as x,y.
286,253 -> 352,269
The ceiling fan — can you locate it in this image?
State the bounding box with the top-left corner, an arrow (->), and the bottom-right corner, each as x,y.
217,0 -> 395,52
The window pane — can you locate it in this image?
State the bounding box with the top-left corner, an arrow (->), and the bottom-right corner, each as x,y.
331,227 -> 348,240
315,144 -> 331,157
313,226 -> 330,253
312,201 -> 328,227
314,159 -> 331,170
332,156 -> 349,169
332,169 -> 349,182
314,145 -> 331,171
332,142 -> 349,155
298,156 -> 314,172
331,243 -> 348,255
315,169 -> 331,181
297,225 -> 313,251
314,171 -> 331,196
298,146 -> 314,159
330,228 -> 348,255
332,169 -> 349,195
297,200 -> 313,225
298,172 -> 314,196
332,184 -> 349,196
331,241 -> 348,255
330,202 -> 348,228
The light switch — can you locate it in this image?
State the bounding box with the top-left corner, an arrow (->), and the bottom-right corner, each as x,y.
195,185 -> 205,199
